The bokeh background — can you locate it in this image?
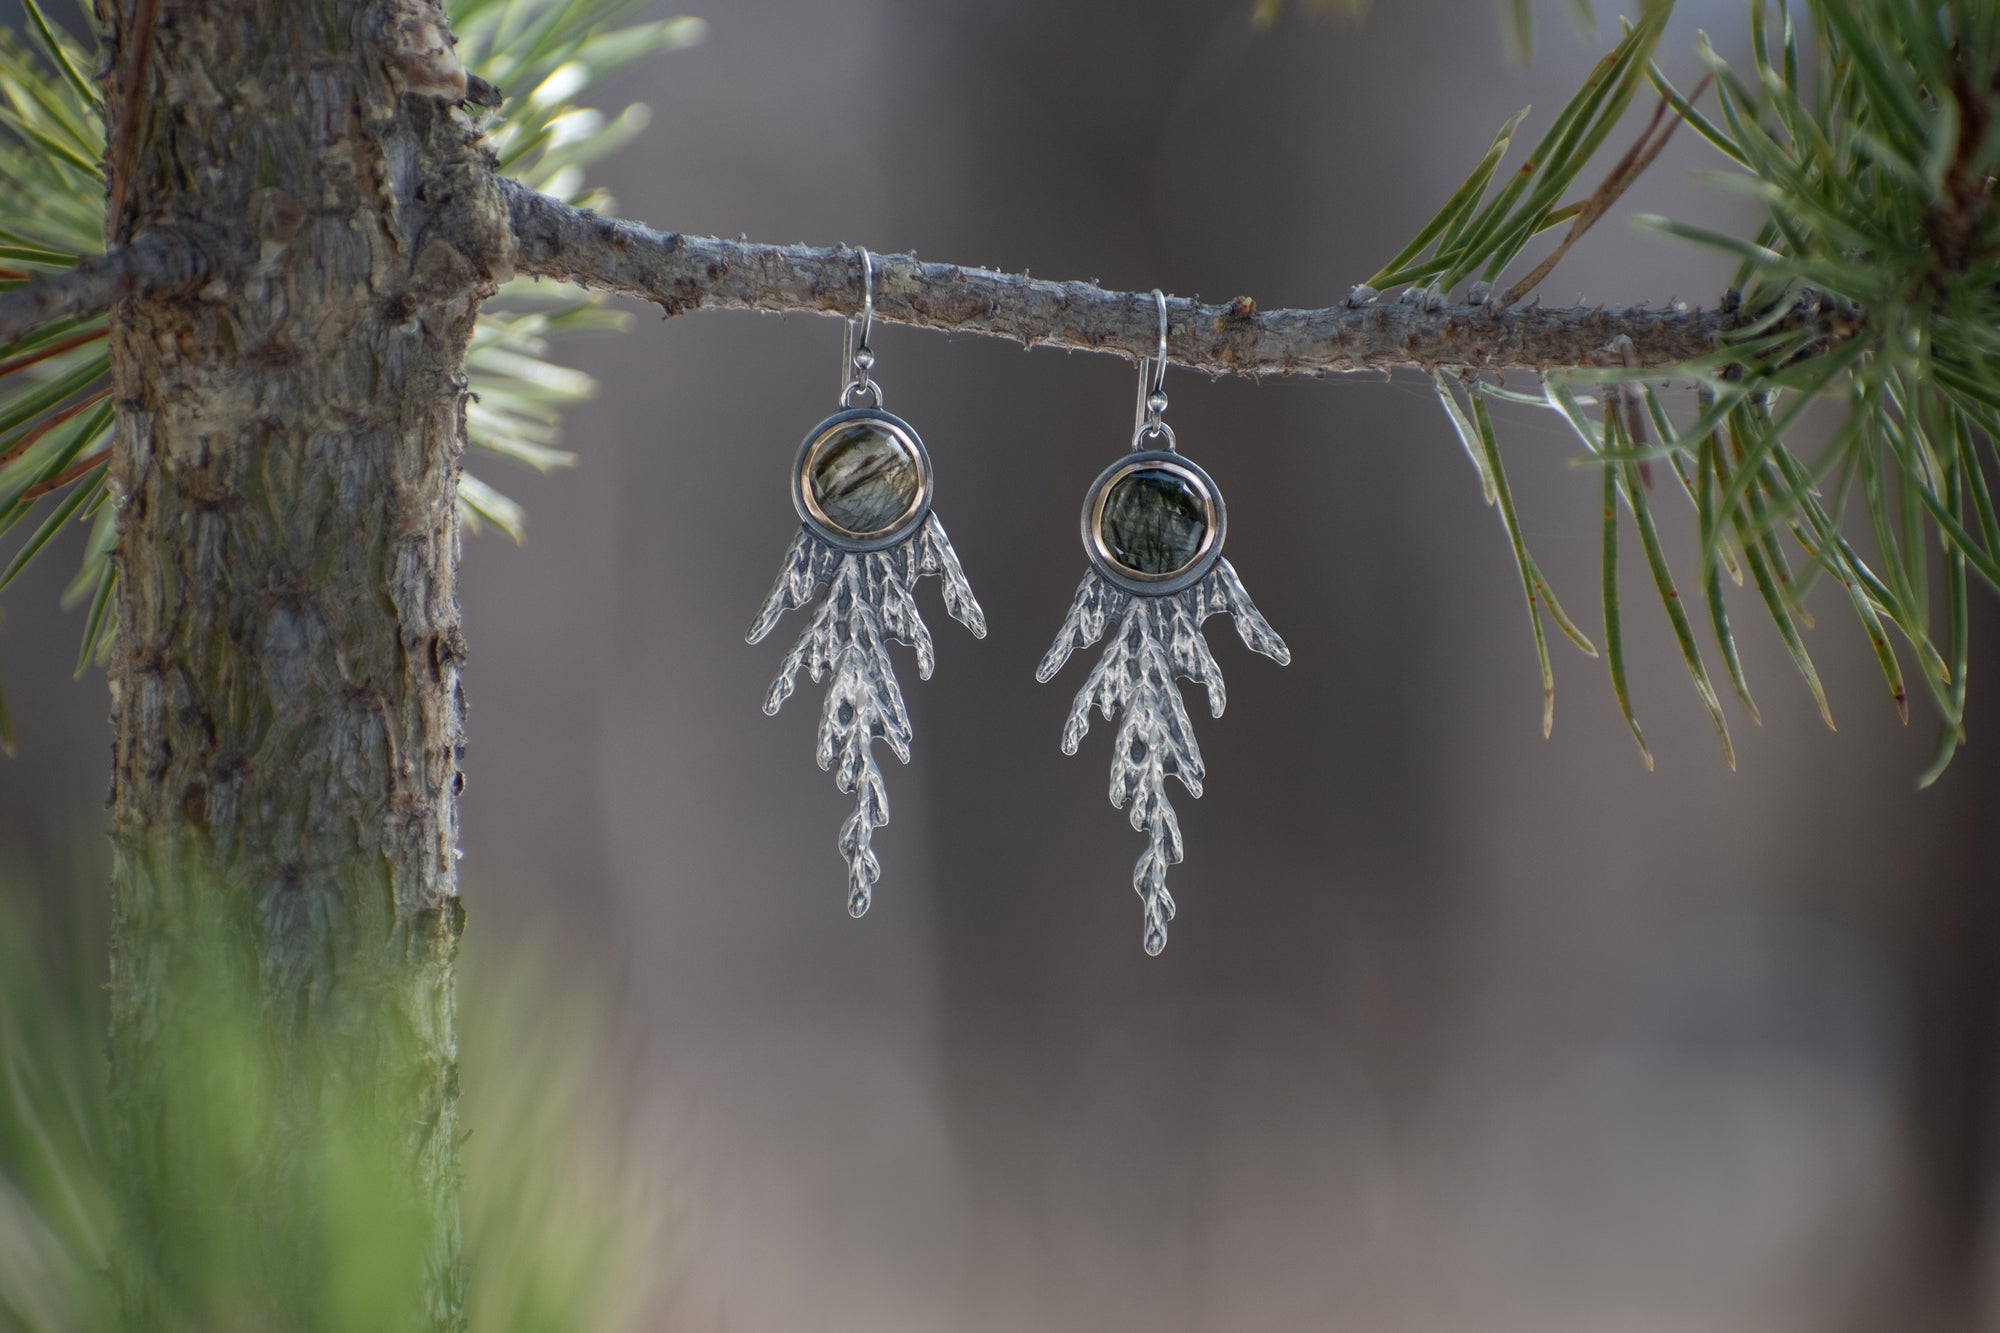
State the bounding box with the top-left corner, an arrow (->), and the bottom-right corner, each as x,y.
3,1 -> 1997,1330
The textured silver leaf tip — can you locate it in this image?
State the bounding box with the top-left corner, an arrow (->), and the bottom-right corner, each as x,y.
1040,558 -> 1286,954
754,518 -> 984,915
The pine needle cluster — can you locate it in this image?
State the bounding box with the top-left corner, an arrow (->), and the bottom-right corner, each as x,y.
1395,1 -> 1997,782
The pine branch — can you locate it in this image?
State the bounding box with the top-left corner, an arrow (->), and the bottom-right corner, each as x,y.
501,179 -> 1809,376
0,226 -> 215,345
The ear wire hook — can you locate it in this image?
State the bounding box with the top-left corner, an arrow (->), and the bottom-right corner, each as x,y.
1132,288 -> 1174,450
841,247 -> 880,407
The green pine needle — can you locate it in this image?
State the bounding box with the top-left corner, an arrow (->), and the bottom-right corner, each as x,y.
1601,445 -> 1651,768
1460,388 -> 1602,738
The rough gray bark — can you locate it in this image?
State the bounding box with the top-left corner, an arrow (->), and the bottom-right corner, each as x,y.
501,180 -> 1859,376
95,0 -> 507,1327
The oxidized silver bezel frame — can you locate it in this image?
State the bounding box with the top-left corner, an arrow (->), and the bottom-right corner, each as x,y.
792,406 -> 935,552
1080,448 -> 1227,596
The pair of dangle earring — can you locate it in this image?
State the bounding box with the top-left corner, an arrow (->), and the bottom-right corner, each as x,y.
1036,290 -> 1290,956
749,273 -> 1285,955
747,249 -> 986,918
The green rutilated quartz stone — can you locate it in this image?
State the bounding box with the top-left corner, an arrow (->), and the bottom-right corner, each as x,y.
1100,467 -> 1209,576
808,421 -> 921,536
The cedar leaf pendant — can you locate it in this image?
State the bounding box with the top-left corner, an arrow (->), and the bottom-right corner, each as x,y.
1038,445 -> 1287,954
749,405 -> 984,917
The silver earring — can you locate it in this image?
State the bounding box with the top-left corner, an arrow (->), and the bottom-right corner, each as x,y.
1036,290 -> 1290,955
748,248 -> 986,918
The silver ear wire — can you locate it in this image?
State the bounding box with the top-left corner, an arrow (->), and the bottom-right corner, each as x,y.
1152,286 -> 1167,385
1132,288 -> 1173,450
841,247 -> 880,406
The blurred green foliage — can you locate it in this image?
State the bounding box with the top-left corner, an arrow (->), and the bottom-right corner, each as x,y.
0,880 -> 669,1332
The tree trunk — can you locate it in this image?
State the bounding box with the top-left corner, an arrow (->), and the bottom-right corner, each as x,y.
97,2 -> 504,1326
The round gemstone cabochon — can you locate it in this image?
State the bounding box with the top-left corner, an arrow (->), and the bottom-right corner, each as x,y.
806,420 -> 923,537
1098,465 -> 1212,576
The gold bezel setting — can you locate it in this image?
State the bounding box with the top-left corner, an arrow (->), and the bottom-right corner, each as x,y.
1081,450 -> 1226,595
791,406 -> 935,551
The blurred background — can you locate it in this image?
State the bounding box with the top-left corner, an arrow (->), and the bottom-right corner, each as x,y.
3,1 -> 1997,1329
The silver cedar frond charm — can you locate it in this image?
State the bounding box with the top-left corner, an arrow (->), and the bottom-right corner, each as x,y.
1038,558 -> 1287,954
750,511 -> 984,916
749,265 -> 986,920
1039,300 -> 1288,953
